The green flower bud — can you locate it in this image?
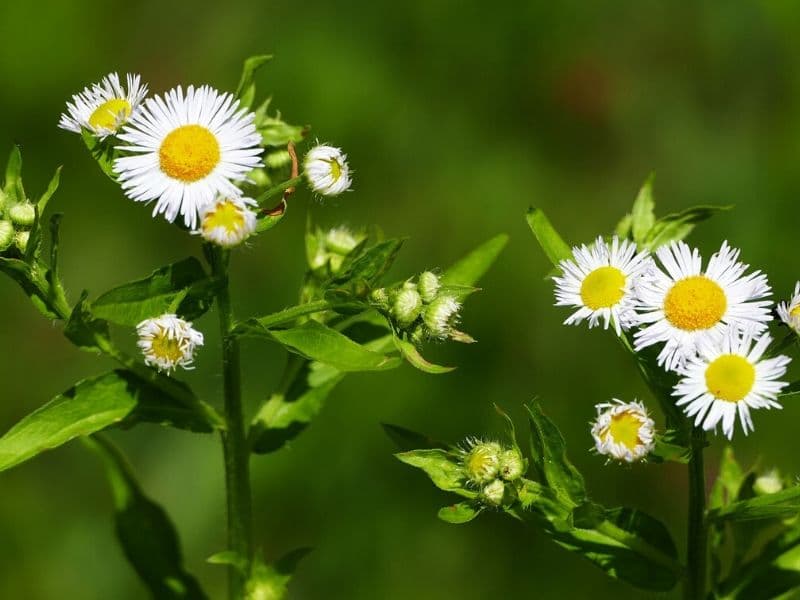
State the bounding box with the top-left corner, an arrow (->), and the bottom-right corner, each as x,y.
754,469 -> 783,496
482,479 -> 505,507
0,220 -> 13,251
265,149 -> 292,169
423,295 -> 461,339
418,271 -> 440,303
14,230 -> 29,252
9,202 -> 35,227
409,324 -> 427,346
463,441 -> 501,484
370,287 -> 389,310
393,288 -> 423,327
499,449 -> 525,481
326,227 -> 359,255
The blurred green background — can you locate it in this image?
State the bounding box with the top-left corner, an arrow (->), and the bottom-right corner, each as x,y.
1,1 -> 800,598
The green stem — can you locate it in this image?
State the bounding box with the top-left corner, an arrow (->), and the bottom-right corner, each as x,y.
685,431 -> 708,600
212,249 -> 253,599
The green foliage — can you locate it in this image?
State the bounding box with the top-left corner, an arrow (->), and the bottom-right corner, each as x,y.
235,54 -> 273,110
244,549 -> 312,600
525,208 -> 572,267
395,448 -> 477,499
80,129 -> 118,181
438,502 -> 481,524
392,335 -> 455,373
85,435 -> 207,599
440,233 -> 509,286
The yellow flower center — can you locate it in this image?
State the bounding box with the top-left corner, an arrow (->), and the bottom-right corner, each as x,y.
664,276 -> 727,331
88,98 -> 132,130
790,305 -> 800,319
705,354 -> 755,402
606,412 -> 642,450
159,125 -> 221,182
327,158 -> 342,182
150,334 -> 184,363
580,266 -> 626,310
203,200 -> 245,234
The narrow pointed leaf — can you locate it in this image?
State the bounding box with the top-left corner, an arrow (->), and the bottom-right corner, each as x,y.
393,336 -> 455,374
235,54 -> 273,109
630,175 -> 656,244
37,165 -> 61,213
708,486 -> 800,523
395,448 -> 476,499
382,423 -> 448,452
441,233 -> 509,286
526,208 -> 572,267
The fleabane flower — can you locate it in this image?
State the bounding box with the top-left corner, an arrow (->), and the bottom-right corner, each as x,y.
672,329 -> 790,439
777,282 -> 800,334
137,314 -> 204,372
553,236 -> 651,336
591,400 -> 655,463
198,196 -> 257,248
634,241 -> 772,371
114,85 -> 263,229
58,73 -> 148,139
304,144 -> 352,196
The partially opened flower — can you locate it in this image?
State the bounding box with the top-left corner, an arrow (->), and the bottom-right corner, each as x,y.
777,282 -> 800,334
554,236 -> 651,336
114,85 -> 263,228
672,329 -> 790,439
591,400 -> 655,463
137,314 -> 204,372
198,196 -> 257,248
634,241 -> 772,371
304,144 -> 352,196
58,73 -> 148,139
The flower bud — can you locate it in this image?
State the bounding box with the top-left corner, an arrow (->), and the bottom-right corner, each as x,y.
304,144 -> 352,196
393,288 -> 423,327
0,220 -> 13,251
423,295 -> 461,339
463,441 -> 501,484
482,479 -> 505,507
370,288 -> 389,310
417,271 -> 440,303
754,469 -> 783,496
265,149 -> 292,169
9,203 -> 35,227
499,449 -> 525,481
326,227 -> 359,255
14,230 -> 29,252
409,324 -> 427,346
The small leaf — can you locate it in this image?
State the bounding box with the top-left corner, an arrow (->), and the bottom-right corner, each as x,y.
708,486 -> 800,523
440,233 -> 509,286
643,205 -> 731,250
438,502 -> 481,524
37,165 -> 61,213
245,548 -> 312,600
4,145 -> 23,202
382,423 -> 448,452
615,213 -> 633,239
395,448 -> 476,499
81,129 -> 118,181
525,208 -> 572,267
92,257 -> 217,326
235,54 -> 273,109
85,435 -> 208,599
630,175 -> 656,244
393,336 -> 455,374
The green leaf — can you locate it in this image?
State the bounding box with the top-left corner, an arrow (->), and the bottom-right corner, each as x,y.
92,257 -> 218,326
710,446 -> 745,510
438,502 -> 481,524
630,175 -> 656,244
382,423 -> 448,452
708,486 -> 800,523
643,205 -> 731,250
440,234 -> 509,286
245,548 -> 311,600
254,199 -> 287,234
4,145 -> 24,203
81,129 -> 118,181
85,435 -> 207,599
395,448 -> 476,499
0,257 -> 60,319
614,213 -> 632,239
525,401 -> 586,506
64,291 -> 111,352
37,165 -> 61,213
650,430 -> 691,464
235,54 -> 273,109
525,207 -> 572,267
392,336 -> 455,374
330,239 -> 405,289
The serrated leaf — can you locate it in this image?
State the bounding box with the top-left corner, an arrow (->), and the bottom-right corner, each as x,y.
92,257 -> 217,326
438,502 -> 481,524
525,208 -> 572,267
440,233 -> 509,286
393,336 -> 455,374
631,175 -> 656,244
395,449 -> 476,499
85,435 -> 207,599
235,54 -> 273,109
330,239 -> 405,289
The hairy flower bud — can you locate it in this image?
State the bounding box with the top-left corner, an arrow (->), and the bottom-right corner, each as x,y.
423,295 -> 461,339
0,220 -> 13,251
14,230 -> 29,252
9,203 -> 35,227
370,287 -> 389,310
393,288 -> 423,327
326,227 -> 359,255
482,479 -> 505,507
417,271 -> 440,303
754,469 -> 783,496
463,441 -> 501,484
499,449 -> 525,481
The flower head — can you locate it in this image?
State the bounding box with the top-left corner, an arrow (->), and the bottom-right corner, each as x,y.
198,196 -> 257,248
777,282 -> 800,334
498,449 -> 525,481
423,295 -> 462,340
634,241 -> 772,371
136,314 -> 204,372
672,329 -> 789,439
114,85 -> 263,228
59,73 -> 148,139
554,236 -> 651,336
304,144 -> 351,196
461,440 -> 502,484
591,400 -> 655,463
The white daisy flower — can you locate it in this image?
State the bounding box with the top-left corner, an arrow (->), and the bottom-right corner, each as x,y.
58,73 -> 148,139
114,85 -> 263,229
777,282 -> 800,334
304,144 -> 352,196
634,241 -> 772,371
198,196 -> 257,248
591,399 -> 655,463
672,329 -> 790,439
553,236 -> 651,336
137,314 -> 204,372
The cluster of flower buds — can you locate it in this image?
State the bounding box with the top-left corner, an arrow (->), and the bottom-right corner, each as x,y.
0,189 -> 37,254
461,439 -> 527,508
370,271 -> 474,345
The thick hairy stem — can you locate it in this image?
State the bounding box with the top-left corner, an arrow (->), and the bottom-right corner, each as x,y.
685,431 -> 708,600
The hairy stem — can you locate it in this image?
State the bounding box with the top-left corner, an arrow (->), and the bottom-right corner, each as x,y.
685,431 -> 708,600
212,249 -> 253,598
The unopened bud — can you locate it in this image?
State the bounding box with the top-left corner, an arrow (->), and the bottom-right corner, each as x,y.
326,227 -> 359,255
0,220 -> 13,251
754,470 -> 783,496
482,479 -> 505,507
14,230 -> 29,252
424,295 -> 461,339
265,149 -> 292,169
418,271 -> 440,303
9,203 -> 35,227
463,441 -> 501,484
499,449 -> 525,481
393,288 -> 423,327
370,288 -> 389,310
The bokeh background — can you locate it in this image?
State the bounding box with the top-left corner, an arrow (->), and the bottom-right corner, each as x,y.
1,1 -> 799,598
